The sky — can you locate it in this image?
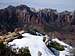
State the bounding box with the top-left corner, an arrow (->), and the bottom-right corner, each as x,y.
0,0 -> 75,12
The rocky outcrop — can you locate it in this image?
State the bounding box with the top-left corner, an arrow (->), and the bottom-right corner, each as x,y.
0,5 -> 75,34
0,32 -> 23,44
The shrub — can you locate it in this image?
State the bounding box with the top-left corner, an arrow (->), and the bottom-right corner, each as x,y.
0,42 -> 6,50
47,41 -> 64,51
0,42 -> 17,56
27,28 -> 37,35
0,43 -> 31,56
18,47 -> 31,56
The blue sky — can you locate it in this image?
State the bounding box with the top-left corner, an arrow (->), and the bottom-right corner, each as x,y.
0,0 -> 75,11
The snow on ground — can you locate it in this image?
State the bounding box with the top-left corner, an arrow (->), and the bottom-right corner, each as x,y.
8,33 -> 55,56
8,33 -> 73,56
52,38 -> 72,48
52,38 -> 73,56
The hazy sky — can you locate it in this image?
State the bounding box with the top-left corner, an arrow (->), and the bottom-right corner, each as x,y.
0,0 -> 75,11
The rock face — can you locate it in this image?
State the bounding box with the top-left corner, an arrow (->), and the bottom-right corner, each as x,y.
0,5 -> 75,34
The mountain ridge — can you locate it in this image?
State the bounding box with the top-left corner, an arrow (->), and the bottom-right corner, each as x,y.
0,5 -> 75,35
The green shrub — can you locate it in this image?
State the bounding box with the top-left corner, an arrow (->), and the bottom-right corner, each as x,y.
0,43 -> 17,56
47,41 -> 64,51
0,43 -> 31,56
0,42 -> 5,49
18,47 -> 31,56
27,28 -> 37,35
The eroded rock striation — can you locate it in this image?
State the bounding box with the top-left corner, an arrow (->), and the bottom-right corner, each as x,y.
0,5 -> 75,34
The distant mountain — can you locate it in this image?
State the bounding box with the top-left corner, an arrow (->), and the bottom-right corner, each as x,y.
0,5 -> 75,35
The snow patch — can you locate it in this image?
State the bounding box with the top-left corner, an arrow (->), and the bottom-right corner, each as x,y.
8,33 -> 73,56
8,33 -> 55,56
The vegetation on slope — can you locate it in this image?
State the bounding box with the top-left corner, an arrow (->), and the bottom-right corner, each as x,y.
47,41 -> 64,51
0,42 -> 31,56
